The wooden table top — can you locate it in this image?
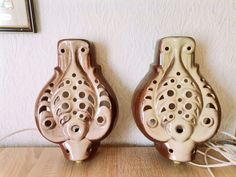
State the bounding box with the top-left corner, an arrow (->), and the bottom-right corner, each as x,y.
0,147 -> 235,177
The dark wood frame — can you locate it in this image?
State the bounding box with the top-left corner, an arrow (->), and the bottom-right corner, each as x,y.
0,0 -> 36,32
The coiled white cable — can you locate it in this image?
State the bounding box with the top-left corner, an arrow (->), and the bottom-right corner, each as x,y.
189,131 -> 236,177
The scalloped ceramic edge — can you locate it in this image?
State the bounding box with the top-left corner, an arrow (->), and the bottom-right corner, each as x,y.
35,39 -> 118,161
132,36 -> 221,162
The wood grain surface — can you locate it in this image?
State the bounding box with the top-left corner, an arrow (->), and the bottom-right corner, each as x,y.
0,147 -> 235,177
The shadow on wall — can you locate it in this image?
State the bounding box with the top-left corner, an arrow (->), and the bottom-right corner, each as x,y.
91,42 -> 135,145
194,39 -> 234,138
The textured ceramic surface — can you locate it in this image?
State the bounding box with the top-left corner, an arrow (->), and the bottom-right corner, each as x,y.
132,36 -> 221,162
35,39 -> 117,161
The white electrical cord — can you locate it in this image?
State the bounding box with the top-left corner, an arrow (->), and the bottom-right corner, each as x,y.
0,128 -> 38,144
189,131 -> 236,177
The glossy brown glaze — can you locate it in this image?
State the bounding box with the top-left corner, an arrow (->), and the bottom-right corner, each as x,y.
35,39 -> 118,161
132,36 -> 221,162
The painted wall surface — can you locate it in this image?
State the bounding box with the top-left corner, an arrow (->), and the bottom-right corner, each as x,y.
0,0 -> 236,146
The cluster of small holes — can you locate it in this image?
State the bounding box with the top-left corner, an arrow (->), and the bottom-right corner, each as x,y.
158,75 -> 197,122
44,68 -> 109,128
156,73 -> 199,127
154,60 -> 205,126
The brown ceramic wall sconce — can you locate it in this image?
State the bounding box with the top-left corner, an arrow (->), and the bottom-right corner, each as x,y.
35,39 -> 117,162
132,36 -> 221,162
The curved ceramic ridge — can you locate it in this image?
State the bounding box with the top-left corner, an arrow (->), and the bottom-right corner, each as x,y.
132,36 -> 221,162
35,39 -> 117,161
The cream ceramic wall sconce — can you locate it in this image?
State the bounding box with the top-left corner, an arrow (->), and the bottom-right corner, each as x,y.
132,36 -> 221,162
35,39 -> 117,162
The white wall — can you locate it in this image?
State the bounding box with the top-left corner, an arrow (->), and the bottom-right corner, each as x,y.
0,0 -> 236,146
